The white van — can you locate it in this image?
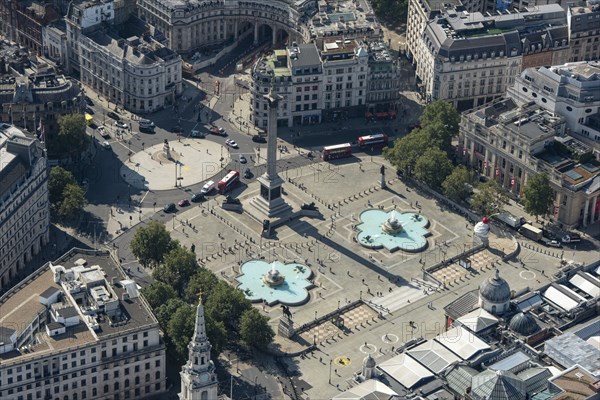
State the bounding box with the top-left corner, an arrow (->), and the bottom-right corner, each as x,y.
139,119 -> 155,132
200,180 -> 216,194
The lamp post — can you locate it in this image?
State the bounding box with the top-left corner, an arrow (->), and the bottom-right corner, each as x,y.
174,161 -> 179,187
328,359 -> 332,384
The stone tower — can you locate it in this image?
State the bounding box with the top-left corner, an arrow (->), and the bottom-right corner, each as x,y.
179,296 -> 218,400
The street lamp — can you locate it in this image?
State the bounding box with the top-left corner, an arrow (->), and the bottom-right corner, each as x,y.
314,310 -> 317,320
328,359 -> 332,384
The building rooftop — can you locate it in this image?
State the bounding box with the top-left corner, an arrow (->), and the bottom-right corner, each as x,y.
308,0 -> 381,39
549,365 -> 600,399
0,249 -> 158,366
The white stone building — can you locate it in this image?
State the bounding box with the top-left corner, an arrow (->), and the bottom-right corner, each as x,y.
66,0 -> 182,113
251,39 -> 398,128
508,61 -> 600,144
0,249 -> 167,400
0,124 -> 49,290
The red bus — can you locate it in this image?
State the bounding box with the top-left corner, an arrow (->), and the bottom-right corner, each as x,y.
358,133 -> 389,149
218,170 -> 239,193
322,143 -> 352,161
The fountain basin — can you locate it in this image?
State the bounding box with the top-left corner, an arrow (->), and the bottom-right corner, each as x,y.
236,260 -> 313,306
356,209 -> 431,252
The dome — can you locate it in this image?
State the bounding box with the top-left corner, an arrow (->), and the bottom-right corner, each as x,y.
479,270 -> 511,303
509,312 -> 539,336
363,354 -> 376,368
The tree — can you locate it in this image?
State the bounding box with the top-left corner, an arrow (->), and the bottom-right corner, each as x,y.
205,314 -> 227,358
443,166 -> 473,203
414,147 -> 453,189
384,129 -> 433,175
57,183 -> 87,220
166,304 -> 196,362
130,221 -> 177,268
522,173 -> 554,221
155,298 -> 186,329
371,0 -> 408,24
205,281 -> 251,328
471,181 -> 508,217
420,121 -> 454,156
152,245 -> 198,296
54,114 -> 88,157
239,308 -> 275,351
420,100 -> 460,135
142,281 -> 177,309
184,268 -> 219,304
48,166 -> 76,205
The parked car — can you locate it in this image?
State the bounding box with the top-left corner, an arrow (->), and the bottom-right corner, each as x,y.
225,139 -> 238,148
107,111 -> 120,120
102,141 -> 111,149
543,239 -> 562,248
163,203 -> 177,213
191,193 -> 206,203
115,121 -> 128,129
84,96 -> 94,106
178,199 -> 190,207
170,126 -> 183,133
239,154 -> 247,164
85,107 -> 95,115
252,135 -> 267,143
190,129 -> 205,138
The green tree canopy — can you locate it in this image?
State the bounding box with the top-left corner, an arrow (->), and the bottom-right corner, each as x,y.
471,181 -> 508,217
205,281 -> 251,328
384,129 -> 433,175
166,304 -> 196,362
205,314 -> 227,358
371,0 -> 408,24
522,173 -> 554,220
54,114 -> 88,157
443,166 -> 473,203
414,147 -> 454,189
239,308 -> 275,351
155,297 -> 186,329
49,166 -> 76,205
130,221 -> 177,268
152,245 -> 198,296
57,183 -> 87,220
142,281 -> 178,309
184,268 -> 220,304
420,100 -> 460,134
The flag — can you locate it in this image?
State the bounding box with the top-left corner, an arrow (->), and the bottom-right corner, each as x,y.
463,147 -> 467,156
483,161 -> 487,168
37,116 -> 42,133
510,177 -> 515,186
495,167 -> 500,177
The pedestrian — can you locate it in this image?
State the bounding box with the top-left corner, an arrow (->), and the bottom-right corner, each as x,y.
362,278 -> 365,284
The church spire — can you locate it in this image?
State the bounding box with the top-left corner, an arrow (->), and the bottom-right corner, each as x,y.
178,291 -> 218,400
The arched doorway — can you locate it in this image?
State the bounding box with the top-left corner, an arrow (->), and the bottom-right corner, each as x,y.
253,23 -> 273,45
273,28 -> 289,48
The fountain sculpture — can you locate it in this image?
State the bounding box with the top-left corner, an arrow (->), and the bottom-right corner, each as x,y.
262,262 -> 285,286
381,210 -> 403,234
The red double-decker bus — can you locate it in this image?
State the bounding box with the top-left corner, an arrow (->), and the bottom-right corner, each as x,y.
218,170 -> 239,193
322,143 -> 352,161
358,133 -> 389,149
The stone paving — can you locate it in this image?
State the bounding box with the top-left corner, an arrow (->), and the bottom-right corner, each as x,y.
104,142 -> 599,398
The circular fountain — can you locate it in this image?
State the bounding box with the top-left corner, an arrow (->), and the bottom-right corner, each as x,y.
357,209 -> 431,252
382,211 -> 403,234
262,262 -> 285,287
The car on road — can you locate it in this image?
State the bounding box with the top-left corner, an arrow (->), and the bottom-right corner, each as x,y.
85,107 -> 95,115
200,180 -> 216,194
115,121 -> 128,129
170,126 -> 183,133
209,126 -> 227,136
102,141 -> 111,149
191,193 -> 206,203
190,129 -> 205,138
85,96 -> 94,106
252,135 -> 267,143
543,239 -> 562,248
98,126 -> 110,138
178,199 -> 190,207
163,203 -> 177,213
226,139 -> 238,148
239,154 -> 247,164
244,168 -> 253,179
107,111 -> 120,120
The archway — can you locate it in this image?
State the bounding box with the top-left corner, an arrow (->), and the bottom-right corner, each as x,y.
273,28 -> 289,48
253,23 -> 273,45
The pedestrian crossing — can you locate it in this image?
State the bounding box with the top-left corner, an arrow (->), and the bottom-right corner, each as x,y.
367,285 -> 427,314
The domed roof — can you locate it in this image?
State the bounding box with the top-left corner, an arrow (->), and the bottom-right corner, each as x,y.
363,354 -> 376,368
479,270 -> 511,303
509,312 -> 539,336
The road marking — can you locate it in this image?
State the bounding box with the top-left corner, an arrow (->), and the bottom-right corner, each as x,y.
359,344 -> 377,354
520,270 -> 536,280
381,333 -> 399,344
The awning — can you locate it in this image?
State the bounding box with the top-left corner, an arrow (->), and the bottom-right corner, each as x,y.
376,112 -> 388,118
365,112 -> 373,118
